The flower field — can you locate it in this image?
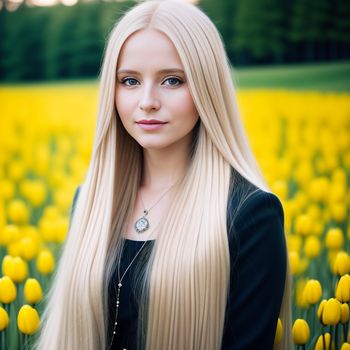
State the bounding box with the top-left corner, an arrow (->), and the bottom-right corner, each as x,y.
0,84 -> 349,349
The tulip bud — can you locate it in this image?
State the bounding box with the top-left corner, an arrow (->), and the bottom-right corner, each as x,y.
274,318 -> 283,345
10,257 -> 28,283
0,276 -> 17,304
325,228 -> 344,250
289,251 -> 301,275
17,305 -> 40,335
314,332 -> 332,350
292,319 -> 310,345
303,279 -> 322,305
335,274 -> 350,303
304,235 -> 321,259
7,199 -> 29,224
24,278 -> 43,304
295,214 -> 312,236
340,303 -> 349,324
333,251 -> 350,276
318,299 -> 327,325
341,343 -> 350,350
36,249 -> 55,275
0,306 -> 9,331
322,298 -> 341,326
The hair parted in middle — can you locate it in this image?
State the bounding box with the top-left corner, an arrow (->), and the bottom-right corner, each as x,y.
34,1 -> 292,350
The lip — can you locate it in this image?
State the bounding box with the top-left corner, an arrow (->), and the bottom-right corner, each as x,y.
137,119 -> 167,124
136,119 -> 168,131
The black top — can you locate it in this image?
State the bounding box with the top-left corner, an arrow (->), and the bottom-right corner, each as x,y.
70,172 -> 287,350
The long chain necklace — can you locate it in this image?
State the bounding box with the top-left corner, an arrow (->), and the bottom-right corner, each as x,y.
108,240 -> 148,350
134,183 -> 176,234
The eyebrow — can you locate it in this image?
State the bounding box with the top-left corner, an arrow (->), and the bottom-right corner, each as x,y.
116,68 -> 185,75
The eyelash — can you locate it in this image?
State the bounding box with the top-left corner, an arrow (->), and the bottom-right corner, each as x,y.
120,76 -> 184,87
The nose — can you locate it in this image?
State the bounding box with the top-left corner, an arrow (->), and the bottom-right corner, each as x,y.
138,84 -> 161,112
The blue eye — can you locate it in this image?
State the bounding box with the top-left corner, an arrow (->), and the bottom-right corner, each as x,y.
121,78 -> 139,86
163,77 -> 183,86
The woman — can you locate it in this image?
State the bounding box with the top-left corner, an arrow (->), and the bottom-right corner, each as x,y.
34,1 -> 292,349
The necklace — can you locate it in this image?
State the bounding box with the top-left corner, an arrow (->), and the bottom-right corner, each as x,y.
134,184 -> 176,234
108,240 -> 148,350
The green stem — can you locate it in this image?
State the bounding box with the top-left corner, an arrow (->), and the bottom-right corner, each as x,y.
334,324 -> 338,350
322,327 -> 326,350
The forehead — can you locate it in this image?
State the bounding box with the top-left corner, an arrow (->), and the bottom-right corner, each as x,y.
116,29 -> 184,70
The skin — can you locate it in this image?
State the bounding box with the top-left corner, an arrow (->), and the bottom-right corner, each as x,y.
115,29 -> 199,238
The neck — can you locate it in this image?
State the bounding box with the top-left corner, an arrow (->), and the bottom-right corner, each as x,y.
141,141 -> 191,192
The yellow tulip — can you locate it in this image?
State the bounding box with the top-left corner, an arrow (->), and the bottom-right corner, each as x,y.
24,278 -> 43,304
292,319 -> 310,345
5,256 -> 28,283
304,235 -> 321,259
314,332 -> 332,350
0,306 -> 9,331
55,217 -> 69,243
330,202 -> 346,222
309,177 -> 329,202
36,249 -> 55,275
0,276 -> 17,304
322,298 -> 341,326
295,214 -> 312,236
341,344 -> 350,350
325,228 -> 344,250
318,299 -> 327,325
336,274 -> 350,303
7,199 -> 29,224
289,251 -> 301,275
17,305 -> 40,335
340,303 -> 349,324
303,279 -> 322,305
20,236 -> 40,261
0,179 -> 15,200
8,160 -> 26,181
274,318 -> 283,345
0,224 -> 21,246
333,251 -> 350,276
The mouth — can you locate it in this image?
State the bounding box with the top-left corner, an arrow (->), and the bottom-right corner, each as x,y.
136,119 -> 167,125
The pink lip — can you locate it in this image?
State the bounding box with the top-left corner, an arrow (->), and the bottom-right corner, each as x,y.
136,119 -> 167,131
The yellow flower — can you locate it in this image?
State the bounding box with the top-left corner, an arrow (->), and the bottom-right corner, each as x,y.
0,306 -> 9,331
289,251 -> 301,275
325,228 -> 344,250
0,276 -> 17,304
318,299 -> 327,325
304,235 -> 321,259
274,318 -> 283,345
295,214 -> 312,236
24,278 -> 43,304
7,199 -> 29,224
322,298 -> 341,326
0,224 -> 21,246
333,251 -> 350,276
17,305 -> 40,335
0,179 -> 15,200
309,177 -> 329,203
335,274 -> 350,303
340,303 -> 349,324
330,202 -> 346,222
20,236 -> 40,261
303,279 -> 322,305
36,249 -> 55,275
4,256 -> 28,283
292,319 -> 310,345
341,344 -> 350,350
314,332 -> 332,350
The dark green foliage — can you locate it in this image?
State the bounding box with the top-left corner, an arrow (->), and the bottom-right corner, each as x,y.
0,0 -> 349,81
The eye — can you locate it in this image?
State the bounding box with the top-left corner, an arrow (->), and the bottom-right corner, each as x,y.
120,78 -> 139,86
163,77 -> 184,86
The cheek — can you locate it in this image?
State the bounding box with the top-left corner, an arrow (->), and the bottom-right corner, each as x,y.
175,90 -> 198,123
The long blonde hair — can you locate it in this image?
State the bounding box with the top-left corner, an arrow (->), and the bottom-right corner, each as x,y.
34,1 -> 292,349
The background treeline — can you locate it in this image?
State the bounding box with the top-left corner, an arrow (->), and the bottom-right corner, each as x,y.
0,0 -> 349,82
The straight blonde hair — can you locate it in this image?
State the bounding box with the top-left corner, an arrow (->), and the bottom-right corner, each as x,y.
34,1 -> 292,349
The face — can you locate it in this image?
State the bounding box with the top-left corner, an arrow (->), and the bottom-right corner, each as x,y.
115,29 -> 199,151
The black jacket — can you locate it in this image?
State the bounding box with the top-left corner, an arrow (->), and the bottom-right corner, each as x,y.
70,171 -> 287,350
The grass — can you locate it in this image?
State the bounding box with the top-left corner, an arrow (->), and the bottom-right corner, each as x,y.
1,60 -> 349,92
233,60 -> 350,92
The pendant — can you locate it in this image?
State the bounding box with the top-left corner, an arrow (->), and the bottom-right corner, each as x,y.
134,215 -> 150,233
